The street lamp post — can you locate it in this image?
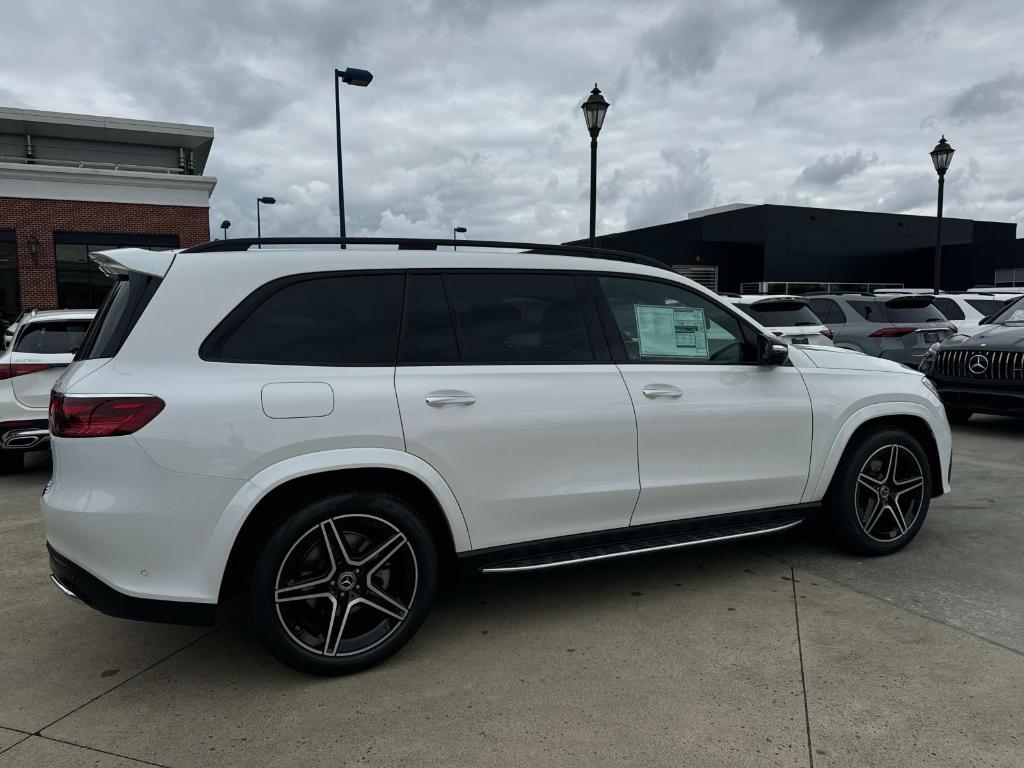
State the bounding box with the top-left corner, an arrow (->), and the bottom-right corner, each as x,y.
453,225 -> 467,251
581,84 -> 610,252
256,197 -> 276,249
334,67 -> 373,247
929,136 -> 955,291
220,220 -> 231,240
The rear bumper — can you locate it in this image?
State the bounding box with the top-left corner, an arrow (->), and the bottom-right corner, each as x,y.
48,543 -> 216,625
0,418 -> 49,451
878,348 -> 928,367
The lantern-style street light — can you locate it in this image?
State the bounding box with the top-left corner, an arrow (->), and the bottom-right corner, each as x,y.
581,84 -> 610,251
929,136 -> 955,291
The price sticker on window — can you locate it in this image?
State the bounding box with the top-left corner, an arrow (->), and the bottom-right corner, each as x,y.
634,305 -> 708,359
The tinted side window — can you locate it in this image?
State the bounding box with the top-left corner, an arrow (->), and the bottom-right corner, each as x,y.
210,274 -> 403,365
933,297 -> 965,321
598,276 -> 751,363
400,274 -> 458,364
15,321 -> 91,354
445,273 -> 593,363
807,298 -> 846,325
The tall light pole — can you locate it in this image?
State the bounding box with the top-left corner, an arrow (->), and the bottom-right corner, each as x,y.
220,220 -> 231,240
453,225 -> 467,251
335,67 -> 373,247
256,197 -> 276,249
581,84 -> 610,252
929,136 -> 955,291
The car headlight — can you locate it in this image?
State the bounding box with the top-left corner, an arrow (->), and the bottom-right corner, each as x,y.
922,377 -> 941,398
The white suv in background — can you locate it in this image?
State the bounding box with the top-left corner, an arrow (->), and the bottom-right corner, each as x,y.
0,308 -> 95,472
724,294 -> 833,346
44,239 -> 952,675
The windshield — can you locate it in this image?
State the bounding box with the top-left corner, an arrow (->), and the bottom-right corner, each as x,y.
14,320 -> 91,354
741,301 -> 822,326
989,296 -> 1024,324
966,298 -> 1006,315
847,298 -> 946,323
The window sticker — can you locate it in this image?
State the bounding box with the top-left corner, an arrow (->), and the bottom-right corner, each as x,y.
634,304 -> 709,358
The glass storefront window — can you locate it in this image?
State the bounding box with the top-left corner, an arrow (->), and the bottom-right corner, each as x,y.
56,244 -> 118,309
0,242 -> 18,324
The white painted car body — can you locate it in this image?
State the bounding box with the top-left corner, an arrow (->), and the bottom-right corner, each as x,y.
1,309 -> 95,451
43,247 -> 952,609
725,295 -> 834,346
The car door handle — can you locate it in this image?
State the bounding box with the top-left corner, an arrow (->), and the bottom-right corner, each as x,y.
425,392 -> 477,407
641,385 -> 683,399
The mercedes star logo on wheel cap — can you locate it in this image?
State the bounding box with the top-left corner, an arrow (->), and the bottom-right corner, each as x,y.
968,354 -> 989,375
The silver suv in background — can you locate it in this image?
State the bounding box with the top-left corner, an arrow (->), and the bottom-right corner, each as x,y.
806,294 -> 954,367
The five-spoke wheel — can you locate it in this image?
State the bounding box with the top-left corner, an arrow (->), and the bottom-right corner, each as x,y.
829,428 -> 932,555
249,490 -> 436,675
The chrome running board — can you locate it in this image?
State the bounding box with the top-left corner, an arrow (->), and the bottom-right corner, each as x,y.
481,519 -> 803,574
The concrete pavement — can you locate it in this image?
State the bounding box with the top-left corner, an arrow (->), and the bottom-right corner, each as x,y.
0,418 -> 1021,767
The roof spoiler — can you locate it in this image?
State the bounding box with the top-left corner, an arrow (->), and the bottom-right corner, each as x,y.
89,248 -> 176,278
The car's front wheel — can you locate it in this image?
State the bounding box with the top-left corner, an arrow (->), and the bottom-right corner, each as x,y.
248,490 -> 437,675
828,428 -> 932,556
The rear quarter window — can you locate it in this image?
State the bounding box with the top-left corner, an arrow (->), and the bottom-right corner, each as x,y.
202,273 -> 404,366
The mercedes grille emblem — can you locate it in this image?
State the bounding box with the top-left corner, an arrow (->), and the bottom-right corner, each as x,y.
968,353 -> 989,375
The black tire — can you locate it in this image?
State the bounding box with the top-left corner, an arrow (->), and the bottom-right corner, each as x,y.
945,406 -> 973,425
248,489 -> 437,676
0,451 -> 25,474
827,428 -> 932,556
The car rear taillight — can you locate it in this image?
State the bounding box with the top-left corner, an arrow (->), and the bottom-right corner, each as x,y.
869,327 -> 916,338
820,328 -> 834,340
49,393 -> 164,438
0,363 -> 51,381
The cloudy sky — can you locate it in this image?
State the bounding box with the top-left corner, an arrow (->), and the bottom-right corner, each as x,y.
2,0 -> 1023,242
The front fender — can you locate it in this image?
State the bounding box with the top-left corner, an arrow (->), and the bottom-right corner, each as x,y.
200,448 -> 472,598
804,400 -> 951,501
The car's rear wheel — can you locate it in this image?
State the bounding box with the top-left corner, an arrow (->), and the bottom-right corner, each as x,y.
828,428 -> 931,556
248,490 -> 437,675
945,406 -> 972,424
0,451 -> 25,474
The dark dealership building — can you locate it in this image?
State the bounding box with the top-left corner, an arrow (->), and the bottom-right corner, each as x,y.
571,203 -> 1024,294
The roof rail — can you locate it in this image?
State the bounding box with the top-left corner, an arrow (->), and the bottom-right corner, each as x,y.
181,237 -> 668,270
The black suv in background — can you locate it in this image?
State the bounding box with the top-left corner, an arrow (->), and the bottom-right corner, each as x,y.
921,297 -> 1024,422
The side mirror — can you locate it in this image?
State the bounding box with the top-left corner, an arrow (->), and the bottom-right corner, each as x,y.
758,335 -> 790,366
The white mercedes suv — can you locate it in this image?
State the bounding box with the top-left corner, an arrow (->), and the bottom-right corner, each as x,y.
43,238 -> 952,675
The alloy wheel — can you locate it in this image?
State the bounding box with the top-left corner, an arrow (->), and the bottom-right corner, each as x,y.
274,513 -> 418,657
854,444 -> 926,543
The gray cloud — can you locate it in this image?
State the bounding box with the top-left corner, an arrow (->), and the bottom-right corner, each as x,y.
625,146 -> 716,229
948,72 -> 1024,122
0,0 -> 1020,241
640,7 -> 729,79
798,151 -> 878,187
778,0 -> 931,48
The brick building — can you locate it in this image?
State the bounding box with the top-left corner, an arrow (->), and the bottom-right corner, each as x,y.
0,107 -> 215,321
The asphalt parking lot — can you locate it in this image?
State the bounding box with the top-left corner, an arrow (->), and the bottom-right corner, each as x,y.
1,418 -> 1022,768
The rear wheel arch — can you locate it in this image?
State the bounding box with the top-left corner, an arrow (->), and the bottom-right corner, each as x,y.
219,467 -> 460,603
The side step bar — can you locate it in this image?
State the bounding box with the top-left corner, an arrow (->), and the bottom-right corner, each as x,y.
481,519 -> 803,574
